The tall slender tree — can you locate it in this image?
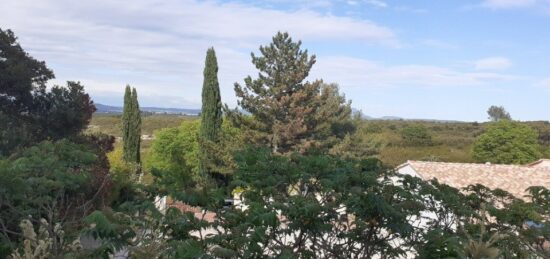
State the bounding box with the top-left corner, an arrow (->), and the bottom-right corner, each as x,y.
121,85 -> 141,165
131,87 -> 141,164
121,85 -> 132,161
199,48 -> 222,177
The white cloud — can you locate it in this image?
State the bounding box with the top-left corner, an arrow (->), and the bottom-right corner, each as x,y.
364,0 -> 388,8
0,0 -> 400,106
474,57 -> 512,70
311,56 -> 518,89
481,0 -> 537,9
0,0 -> 525,111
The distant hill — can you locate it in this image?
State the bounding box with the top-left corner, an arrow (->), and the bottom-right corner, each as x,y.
95,103 -> 200,115
96,104 -> 462,122
351,108 -> 463,122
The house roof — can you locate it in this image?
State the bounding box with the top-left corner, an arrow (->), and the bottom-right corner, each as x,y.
397,160 -> 550,200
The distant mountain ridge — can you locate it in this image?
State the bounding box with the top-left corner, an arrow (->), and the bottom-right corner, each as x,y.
351,109 -> 463,122
95,103 -> 200,115
95,104 -> 463,122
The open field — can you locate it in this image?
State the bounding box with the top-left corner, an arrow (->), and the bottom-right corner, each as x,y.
87,113 -> 197,137
361,120 -> 550,166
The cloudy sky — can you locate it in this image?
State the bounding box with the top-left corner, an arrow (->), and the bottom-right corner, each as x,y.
1,0 -> 550,121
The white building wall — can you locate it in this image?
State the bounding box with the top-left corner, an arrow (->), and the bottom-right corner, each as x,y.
397,164 -> 421,178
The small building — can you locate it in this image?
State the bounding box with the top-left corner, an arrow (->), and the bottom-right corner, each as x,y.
396,159 -> 550,200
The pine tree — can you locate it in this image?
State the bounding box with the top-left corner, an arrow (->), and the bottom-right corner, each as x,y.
121,86 -> 141,165
199,48 -> 222,177
227,32 -> 353,154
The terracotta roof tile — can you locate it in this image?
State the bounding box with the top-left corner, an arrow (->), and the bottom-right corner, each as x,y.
403,160 -> 550,200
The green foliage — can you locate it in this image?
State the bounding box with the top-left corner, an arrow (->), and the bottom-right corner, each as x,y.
227,32 -> 354,154
199,150 -> 425,257
122,86 -> 132,159
80,144 -> 550,258
487,105 -> 511,122
148,120 -> 244,177
199,47 -> 223,178
106,144 -> 143,206
400,124 -> 433,146
473,120 -> 540,164
0,138 -> 112,256
0,29 -> 95,155
148,120 -> 244,201
329,118 -> 382,160
149,120 -> 200,176
122,85 -> 141,165
95,114 -> 550,168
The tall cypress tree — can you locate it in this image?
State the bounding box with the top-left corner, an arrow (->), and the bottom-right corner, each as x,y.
122,85 -> 132,162
199,48 -> 222,177
121,85 -> 141,165
130,87 -> 141,164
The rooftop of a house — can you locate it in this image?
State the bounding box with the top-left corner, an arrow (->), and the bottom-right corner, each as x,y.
397,159 -> 550,200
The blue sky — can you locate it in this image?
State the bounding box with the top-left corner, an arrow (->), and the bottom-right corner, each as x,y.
1,0 -> 549,121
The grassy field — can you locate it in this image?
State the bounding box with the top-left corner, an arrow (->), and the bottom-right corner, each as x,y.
88,113 -> 196,137
89,113 -> 550,167
359,120 -> 550,167
87,113 -> 198,151
362,120 -> 482,167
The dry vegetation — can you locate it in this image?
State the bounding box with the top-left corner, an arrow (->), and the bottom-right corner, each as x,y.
88,113 -> 550,167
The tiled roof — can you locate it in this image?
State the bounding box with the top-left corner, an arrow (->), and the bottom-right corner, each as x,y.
166,197 -> 217,223
399,160 -> 550,200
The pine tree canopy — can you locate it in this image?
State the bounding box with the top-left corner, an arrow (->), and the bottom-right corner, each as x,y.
228,32 -> 354,154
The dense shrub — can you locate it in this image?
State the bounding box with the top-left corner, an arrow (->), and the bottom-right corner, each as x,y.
538,130 -> 550,146
0,138 -> 113,256
400,124 -> 433,146
473,120 -> 540,164
147,120 -> 244,180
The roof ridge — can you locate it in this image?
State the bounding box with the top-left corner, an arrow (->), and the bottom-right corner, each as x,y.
407,160 -> 537,168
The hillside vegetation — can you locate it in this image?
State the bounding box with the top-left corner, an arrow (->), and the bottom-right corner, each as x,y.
89,113 -> 550,167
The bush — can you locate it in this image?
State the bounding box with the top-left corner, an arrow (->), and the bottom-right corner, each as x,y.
400,125 -> 432,146
472,120 -> 540,164
0,139 -> 111,256
147,119 -> 244,181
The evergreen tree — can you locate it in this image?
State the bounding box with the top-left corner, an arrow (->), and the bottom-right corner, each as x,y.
131,87 -> 141,164
0,29 -> 95,155
121,86 -> 141,165
199,48 -> 222,177
227,32 -> 353,154
121,85 -> 132,162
